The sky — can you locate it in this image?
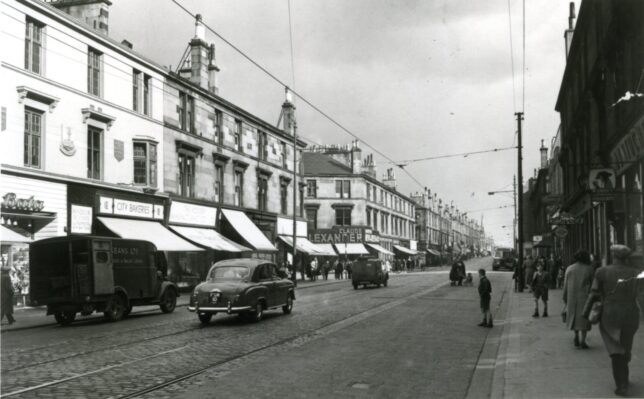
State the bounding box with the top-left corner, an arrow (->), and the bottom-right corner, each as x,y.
110,0 -> 576,248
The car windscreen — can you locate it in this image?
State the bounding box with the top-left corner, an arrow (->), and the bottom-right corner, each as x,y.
495,250 -> 512,258
209,266 -> 250,281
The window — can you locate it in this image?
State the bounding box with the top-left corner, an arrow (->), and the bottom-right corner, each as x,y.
299,185 -> 304,217
178,153 -> 195,197
366,184 -> 371,201
259,131 -> 268,160
234,170 -> 243,206
143,75 -> 151,116
335,208 -> 352,226
257,175 -> 268,211
87,126 -> 102,179
25,19 -> 44,74
380,189 -> 384,204
179,92 -> 194,133
280,181 -> 289,214
214,164 -> 224,203
306,180 -> 317,198
133,70 -> 141,111
306,208 -> 317,231
87,48 -> 102,97
366,208 -> 371,226
214,109 -> 223,144
335,180 -> 351,198
133,141 -> 157,187
235,120 -> 242,151
23,108 -> 42,168
281,142 -> 287,168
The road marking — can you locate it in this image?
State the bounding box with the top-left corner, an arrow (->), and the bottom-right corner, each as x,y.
0,346 -> 188,398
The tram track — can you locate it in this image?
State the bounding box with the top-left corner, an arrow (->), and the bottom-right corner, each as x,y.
1,276 -> 446,398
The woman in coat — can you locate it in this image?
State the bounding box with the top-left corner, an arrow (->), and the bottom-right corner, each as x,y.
1,267 -> 16,324
584,245 -> 640,396
562,249 -> 593,348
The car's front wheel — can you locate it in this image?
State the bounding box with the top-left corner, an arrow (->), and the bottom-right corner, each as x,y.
251,302 -> 263,322
282,294 -> 293,314
198,313 -> 213,324
54,311 -> 76,326
353,282 -> 358,290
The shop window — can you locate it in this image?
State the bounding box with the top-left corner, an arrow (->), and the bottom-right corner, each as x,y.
306,180 -> 317,198
25,18 -> 44,74
335,180 -> 350,198
335,208 -> 352,226
178,152 -> 195,197
132,141 -> 157,187
87,47 -> 102,97
87,126 -> 102,180
23,107 -> 42,169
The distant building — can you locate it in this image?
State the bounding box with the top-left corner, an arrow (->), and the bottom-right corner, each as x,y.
302,142 -> 417,264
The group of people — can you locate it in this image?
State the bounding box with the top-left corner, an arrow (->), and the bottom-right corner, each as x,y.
511,245 -> 641,397
284,258 -> 354,282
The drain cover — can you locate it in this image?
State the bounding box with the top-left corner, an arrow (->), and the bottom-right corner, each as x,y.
351,383 -> 370,389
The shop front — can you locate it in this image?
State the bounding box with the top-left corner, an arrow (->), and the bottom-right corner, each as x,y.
167,200 -> 251,289
308,226 -> 372,262
219,208 -> 277,260
67,184 -> 203,289
1,173 -> 67,306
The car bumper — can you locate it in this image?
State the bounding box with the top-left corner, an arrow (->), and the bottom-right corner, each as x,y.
188,304 -> 252,314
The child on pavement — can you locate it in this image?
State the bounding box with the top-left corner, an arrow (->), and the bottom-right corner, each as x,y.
531,263 -> 550,317
477,268 -> 493,328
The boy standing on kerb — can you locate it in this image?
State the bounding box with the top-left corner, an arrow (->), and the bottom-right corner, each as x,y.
477,268 -> 493,328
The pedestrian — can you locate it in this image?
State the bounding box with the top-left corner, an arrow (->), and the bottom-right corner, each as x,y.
531,262 -> 550,317
322,260 -> 330,280
310,258 -> 318,281
335,260 -> 343,280
346,261 -> 352,279
591,252 -> 602,273
562,249 -> 593,349
583,245 -> 641,397
449,257 -> 463,286
524,256 -> 535,292
1,266 -> 16,325
477,268 -> 493,328
547,254 -> 558,289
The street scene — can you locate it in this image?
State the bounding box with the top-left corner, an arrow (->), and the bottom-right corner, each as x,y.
1,0 -> 644,398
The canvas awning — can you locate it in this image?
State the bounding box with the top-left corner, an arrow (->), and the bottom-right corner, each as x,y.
170,226 -> 251,252
221,209 -> 277,251
365,243 -> 394,256
0,225 -> 32,243
393,245 -> 418,255
333,243 -> 370,255
314,244 -> 337,256
97,217 -> 202,251
278,236 -> 332,255
427,249 -> 441,256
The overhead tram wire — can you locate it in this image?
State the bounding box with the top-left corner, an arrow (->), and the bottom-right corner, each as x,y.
169,0 -> 428,190
507,0 -> 517,113
522,0 -> 526,113
387,146 -> 517,167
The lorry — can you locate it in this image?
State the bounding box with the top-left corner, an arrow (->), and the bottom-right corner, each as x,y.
351,257 -> 389,289
29,236 -> 179,326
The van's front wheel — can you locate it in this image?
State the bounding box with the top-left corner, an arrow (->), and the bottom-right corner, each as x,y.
54,311 -> 76,326
160,288 -> 177,313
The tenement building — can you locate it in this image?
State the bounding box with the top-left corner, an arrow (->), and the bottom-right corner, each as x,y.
555,1 -> 644,264
0,0 -> 199,303
302,142 -> 417,262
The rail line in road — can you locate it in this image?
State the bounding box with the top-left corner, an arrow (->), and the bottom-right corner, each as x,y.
0,275 -> 447,399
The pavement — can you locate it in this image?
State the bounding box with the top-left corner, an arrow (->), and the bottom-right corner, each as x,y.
488,283 -> 644,399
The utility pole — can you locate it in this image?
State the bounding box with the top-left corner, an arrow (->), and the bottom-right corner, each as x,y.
516,112 -> 524,292
513,175 -> 517,254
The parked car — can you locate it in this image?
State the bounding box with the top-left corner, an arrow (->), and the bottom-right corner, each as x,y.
492,247 -> 517,271
351,257 -> 388,289
29,236 -> 178,326
188,259 -> 295,324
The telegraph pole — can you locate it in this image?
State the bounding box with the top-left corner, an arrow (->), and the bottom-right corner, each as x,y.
516,112 -> 524,292
513,174 -> 517,254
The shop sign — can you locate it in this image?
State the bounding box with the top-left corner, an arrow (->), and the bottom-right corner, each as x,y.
70,204 -> 92,234
99,196 -> 163,219
554,226 -> 568,238
170,201 -> 217,227
1,193 -> 45,212
309,227 -> 364,244
364,228 -> 380,243
533,235 -> 543,244
589,168 -> 616,192
610,114 -> 644,175
549,211 -> 582,225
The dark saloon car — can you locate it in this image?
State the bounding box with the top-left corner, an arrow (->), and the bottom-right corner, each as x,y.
188,259 -> 295,324
492,247 -> 517,271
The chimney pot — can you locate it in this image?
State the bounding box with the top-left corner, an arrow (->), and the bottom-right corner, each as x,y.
195,14 -> 206,40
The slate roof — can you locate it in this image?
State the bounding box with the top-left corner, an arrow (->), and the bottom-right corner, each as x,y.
302,152 -> 353,175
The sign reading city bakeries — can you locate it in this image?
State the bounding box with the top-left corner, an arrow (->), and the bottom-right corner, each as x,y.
1,193 -> 45,212
98,196 -> 164,219
309,227 -> 364,243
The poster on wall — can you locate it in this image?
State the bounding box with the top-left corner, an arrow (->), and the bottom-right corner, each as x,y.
71,205 -> 93,234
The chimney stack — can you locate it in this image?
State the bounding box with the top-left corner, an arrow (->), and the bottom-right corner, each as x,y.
564,2 -> 576,59
540,139 -> 548,169
281,87 -> 296,136
382,168 -> 397,190
351,140 -> 362,174
208,43 -> 220,95
189,14 -> 211,90
50,0 -> 111,36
